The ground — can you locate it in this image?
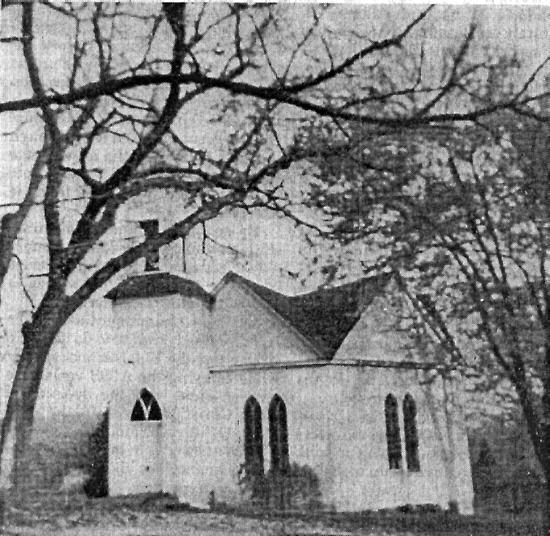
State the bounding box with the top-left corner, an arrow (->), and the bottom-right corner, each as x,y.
3,493 -> 543,536
5,497 -> 404,536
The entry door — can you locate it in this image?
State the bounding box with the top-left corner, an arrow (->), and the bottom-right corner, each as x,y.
127,422 -> 162,493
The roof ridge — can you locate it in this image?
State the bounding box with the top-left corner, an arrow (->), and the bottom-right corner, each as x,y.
288,275 -> 376,300
223,271 -> 385,299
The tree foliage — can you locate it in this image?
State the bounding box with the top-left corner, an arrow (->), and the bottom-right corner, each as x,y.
300,61 -> 549,525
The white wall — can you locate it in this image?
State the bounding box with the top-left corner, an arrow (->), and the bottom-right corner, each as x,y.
107,276 -> 473,514
331,293 -> 474,513
335,295 -> 412,362
210,281 -> 319,369
324,367 -> 473,513
201,366 -> 337,507
108,292 -> 212,496
198,364 -> 473,514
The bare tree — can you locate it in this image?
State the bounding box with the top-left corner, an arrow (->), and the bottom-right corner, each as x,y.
0,2 -> 547,526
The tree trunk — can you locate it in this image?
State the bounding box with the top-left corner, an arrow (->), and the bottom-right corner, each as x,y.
542,425 -> 550,536
0,357 -> 31,528
540,378 -> 550,536
542,478 -> 549,536
542,355 -> 550,536
0,307 -> 64,531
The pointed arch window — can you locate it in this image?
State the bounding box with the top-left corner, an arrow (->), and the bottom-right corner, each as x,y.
244,397 -> 264,477
403,394 -> 420,471
269,395 -> 289,475
130,388 -> 162,421
385,394 -> 402,470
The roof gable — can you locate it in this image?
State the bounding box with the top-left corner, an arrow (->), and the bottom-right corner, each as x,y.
219,272 -> 389,359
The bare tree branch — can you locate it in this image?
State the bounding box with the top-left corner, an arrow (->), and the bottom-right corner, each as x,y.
0,130 -> 48,290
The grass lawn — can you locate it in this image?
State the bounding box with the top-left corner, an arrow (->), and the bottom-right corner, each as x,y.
4,493 -> 544,536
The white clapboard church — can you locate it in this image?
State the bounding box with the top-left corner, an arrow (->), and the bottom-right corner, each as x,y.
106,194 -> 474,514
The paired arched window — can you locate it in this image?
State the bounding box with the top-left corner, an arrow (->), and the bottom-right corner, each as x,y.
244,397 -> 264,477
269,395 -> 289,475
403,394 -> 420,471
384,393 -> 421,471
384,394 -> 402,470
130,388 -> 162,421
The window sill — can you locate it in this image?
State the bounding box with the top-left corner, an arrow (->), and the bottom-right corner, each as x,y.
386,468 -> 423,476
130,420 -> 163,424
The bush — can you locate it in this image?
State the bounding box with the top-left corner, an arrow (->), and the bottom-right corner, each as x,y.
397,503 -> 443,514
472,437 -> 498,494
8,414 -> 94,503
238,463 -> 269,506
238,462 -> 322,511
83,410 -> 109,498
278,463 -> 322,510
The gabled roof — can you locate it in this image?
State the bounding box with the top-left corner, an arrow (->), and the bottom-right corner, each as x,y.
105,272 -> 214,305
106,270 -> 388,359
220,272 -> 389,359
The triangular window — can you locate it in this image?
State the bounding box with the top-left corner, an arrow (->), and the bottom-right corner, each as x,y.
148,397 -> 163,421
131,400 -> 146,421
130,388 -> 162,421
140,388 -> 154,408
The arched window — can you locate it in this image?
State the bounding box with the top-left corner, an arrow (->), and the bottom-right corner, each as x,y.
244,397 -> 264,477
403,394 -> 420,471
269,395 -> 289,475
384,394 -> 402,470
130,388 -> 162,421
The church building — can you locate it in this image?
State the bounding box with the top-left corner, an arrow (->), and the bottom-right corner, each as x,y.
105,197 -> 474,514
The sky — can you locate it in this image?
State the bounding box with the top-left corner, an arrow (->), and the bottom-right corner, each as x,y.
0,3 -> 548,416
1,3 -> 548,285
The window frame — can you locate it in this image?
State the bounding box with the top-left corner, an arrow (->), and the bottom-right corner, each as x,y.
268,394 -> 290,476
130,388 -> 163,422
403,393 -> 420,472
384,393 -> 403,471
244,396 -> 265,478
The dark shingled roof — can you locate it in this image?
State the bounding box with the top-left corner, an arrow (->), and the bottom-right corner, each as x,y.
224,272 -> 389,359
105,272 -> 214,304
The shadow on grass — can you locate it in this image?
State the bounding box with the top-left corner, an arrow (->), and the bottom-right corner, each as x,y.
7,491 -> 179,528
209,503 -> 544,536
